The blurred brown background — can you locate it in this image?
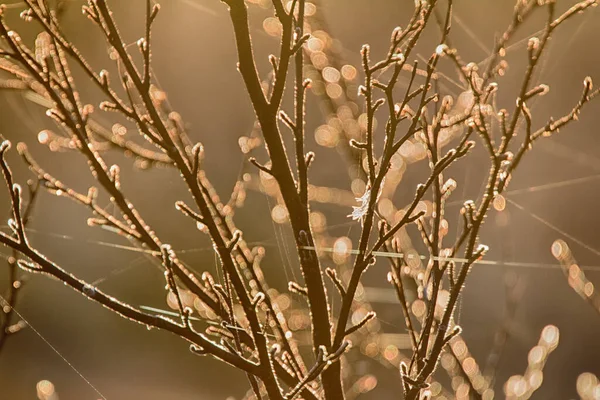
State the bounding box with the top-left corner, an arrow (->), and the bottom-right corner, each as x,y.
1,0 -> 600,399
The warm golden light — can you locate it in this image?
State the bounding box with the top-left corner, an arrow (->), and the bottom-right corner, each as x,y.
36,380 -> 56,400
271,204 -> 289,224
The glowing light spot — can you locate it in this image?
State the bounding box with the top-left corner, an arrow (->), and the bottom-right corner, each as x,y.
180,290 -> 195,308
301,2 -> 317,16
149,85 -> 167,103
310,51 -> 329,69
166,291 -> 178,310
529,369 -> 544,390
36,380 -> 56,400
383,344 -> 398,361
275,294 -> 291,310
364,341 -> 378,357
333,236 -> 352,265
569,263 -> 581,279
462,357 -> 477,376
341,64 -> 357,81
351,178 -> 366,197
314,124 -> 339,147
577,372 -> 599,399
307,37 -> 324,52
435,290 -> 450,319
540,325 -> 559,349
441,352 -> 456,369
472,375 -> 485,391
377,198 -> 394,219
456,382 -> 470,399
493,194 -> 506,211
263,17 -> 282,36
360,374 -> 377,393
551,239 -> 570,260
326,83 -> 343,99
528,345 -> 546,365
482,389 -> 495,400
504,375 -> 527,398
429,382 -> 442,396
111,123 -> 127,136
196,221 -> 208,233
435,44 -> 448,55
271,204 -> 289,224
38,130 -> 50,144
452,376 -> 464,391
309,212 -> 326,233
322,66 -> 341,83
451,339 -> 467,358
411,299 -> 426,318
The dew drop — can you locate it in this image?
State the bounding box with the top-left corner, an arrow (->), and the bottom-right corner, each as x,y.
82,284 -> 96,297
